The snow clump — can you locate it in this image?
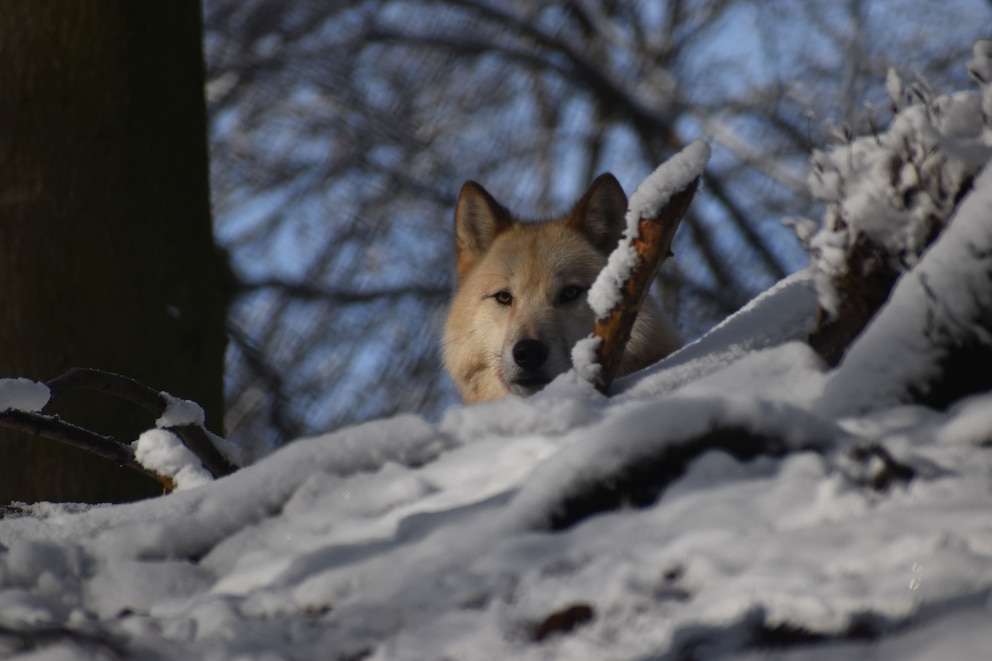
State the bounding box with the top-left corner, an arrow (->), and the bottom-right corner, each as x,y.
156,392 -> 206,428
0,378 -> 50,413
133,428 -> 213,491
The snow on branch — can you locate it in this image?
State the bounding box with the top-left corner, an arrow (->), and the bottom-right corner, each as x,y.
0,368 -> 240,493
575,139 -> 710,393
0,407 -> 176,491
48,368 -> 240,479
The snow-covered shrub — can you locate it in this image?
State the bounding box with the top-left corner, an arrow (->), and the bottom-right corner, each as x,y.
792,40 -> 992,364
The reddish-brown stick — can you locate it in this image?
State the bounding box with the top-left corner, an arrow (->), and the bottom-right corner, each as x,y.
592,177 -> 700,394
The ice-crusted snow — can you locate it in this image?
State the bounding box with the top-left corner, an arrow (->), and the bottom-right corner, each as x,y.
0,379 -> 50,414
587,139 -> 711,318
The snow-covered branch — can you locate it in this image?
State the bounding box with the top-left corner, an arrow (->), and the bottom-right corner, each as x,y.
578,140 -> 710,393
0,408 -> 175,491
48,368 -> 240,480
0,369 -> 240,494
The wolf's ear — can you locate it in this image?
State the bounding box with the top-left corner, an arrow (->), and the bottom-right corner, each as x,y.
454,181 -> 513,280
569,173 -> 628,253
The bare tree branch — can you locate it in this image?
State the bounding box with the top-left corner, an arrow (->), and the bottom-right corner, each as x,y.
702,170 -> 790,280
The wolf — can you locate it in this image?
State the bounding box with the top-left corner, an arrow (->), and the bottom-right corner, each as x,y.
443,173 -> 681,403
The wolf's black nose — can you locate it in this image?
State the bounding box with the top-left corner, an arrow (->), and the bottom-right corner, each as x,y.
512,339 -> 548,370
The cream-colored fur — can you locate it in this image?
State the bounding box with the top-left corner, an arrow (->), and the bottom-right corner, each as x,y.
443,174 -> 680,403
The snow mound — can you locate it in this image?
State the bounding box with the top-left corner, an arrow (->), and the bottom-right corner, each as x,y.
818,162 -> 992,416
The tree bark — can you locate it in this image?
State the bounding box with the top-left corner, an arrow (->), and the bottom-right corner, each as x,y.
0,2 -> 229,503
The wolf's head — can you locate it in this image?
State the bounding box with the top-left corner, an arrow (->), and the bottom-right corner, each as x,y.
443,174 -> 676,403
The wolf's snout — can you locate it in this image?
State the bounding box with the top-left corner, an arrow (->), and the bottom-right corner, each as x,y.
512,339 -> 548,371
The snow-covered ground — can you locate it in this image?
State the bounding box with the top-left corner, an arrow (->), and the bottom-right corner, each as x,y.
3,263 -> 992,661
2,43 -> 992,661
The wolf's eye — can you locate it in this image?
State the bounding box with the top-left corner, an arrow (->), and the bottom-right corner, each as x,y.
493,290 -> 513,306
559,285 -> 584,303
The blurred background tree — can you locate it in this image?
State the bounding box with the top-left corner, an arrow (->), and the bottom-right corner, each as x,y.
0,2 -> 228,503
203,0 -> 991,459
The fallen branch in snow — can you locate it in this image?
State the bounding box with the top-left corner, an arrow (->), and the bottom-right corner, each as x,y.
510,398 -> 843,533
590,183 -> 695,392
586,140 -> 708,394
845,441 -> 916,491
0,409 -> 176,491
668,606 -> 887,657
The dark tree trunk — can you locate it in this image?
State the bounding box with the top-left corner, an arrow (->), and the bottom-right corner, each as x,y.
0,2 -> 229,503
